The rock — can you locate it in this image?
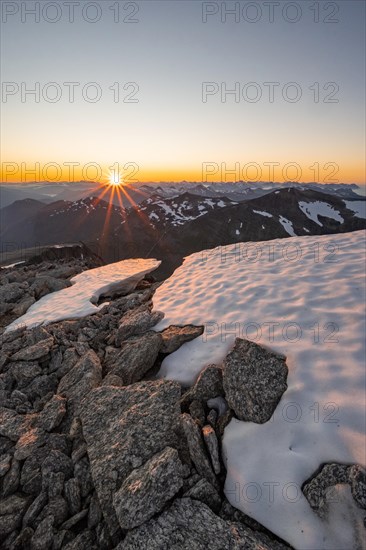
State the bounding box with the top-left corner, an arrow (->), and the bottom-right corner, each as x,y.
21,449 -> 46,495
2,458 -> 20,497
60,509 -> 88,531
349,464 -> 366,509
120,497 -> 276,550
185,478 -> 222,513
14,428 -> 47,460
11,337 -> 54,362
48,349 -> 63,374
223,338 -> 288,423
303,463 -> 350,515
63,530 -> 96,550
0,326 -> 25,346
0,352 -> 9,372
0,437 -> 13,456
7,362 -> 42,387
115,306 -> 164,345
0,494 -> 30,539
80,380 -> 181,541
159,324 -> 204,354
30,515 -> 54,550
219,498 -> 264,532
56,348 -> 80,379
216,409 -> 233,440
47,472 -> 65,498
12,296 -> 36,316
0,407 -> 28,441
64,478 -> 81,516
23,374 -> 58,405
11,526 -> 34,549
30,276 -> 70,299
0,282 -> 28,305
105,332 -> 162,385
88,493 -> 102,529
22,492 -> 48,528
37,395 -> 66,432
41,450 -> 73,488
206,409 -> 218,428
52,530 -> 71,550
58,350 -> 102,414
181,365 -> 224,409
95,523 -> 113,549
181,414 -> 217,488
202,425 -> 221,475
189,400 -> 206,427
71,442 -> 87,464
0,453 -> 12,477
102,374 -> 124,387
38,495 -> 69,527
24,326 -> 52,348
38,496 -> 69,527
113,446 -> 184,530
303,463 -> 366,516
73,457 -> 93,499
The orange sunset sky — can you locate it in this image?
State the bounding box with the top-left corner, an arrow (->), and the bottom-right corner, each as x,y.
1,1 -> 365,186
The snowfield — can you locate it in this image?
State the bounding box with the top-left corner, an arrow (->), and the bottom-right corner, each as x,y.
152,231 -> 366,549
6,258 -> 160,332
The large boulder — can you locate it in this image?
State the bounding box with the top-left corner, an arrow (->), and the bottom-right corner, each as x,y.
37,395 -> 67,432
159,325 -> 204,354
223,338 -> 288,423
181,364 -> 223,408
80,380 -> 181,541
104,332 -> 162,385
113,447 -> 184,530
30,276 -> 71,299
10,337 -> 54,362
119,497 -> 282,550
58,350 -> 102,414
0,282 -> 28,306
115,306 -> 164,346
303,462 -> 366,516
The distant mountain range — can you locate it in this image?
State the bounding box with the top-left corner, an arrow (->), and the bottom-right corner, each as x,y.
1,184 -> 365,278
0,180 -> 364,208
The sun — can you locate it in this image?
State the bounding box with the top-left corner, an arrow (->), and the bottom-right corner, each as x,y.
108,172 -> 123,186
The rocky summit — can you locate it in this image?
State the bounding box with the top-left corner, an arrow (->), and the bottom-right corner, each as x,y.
0,249 -> 365,549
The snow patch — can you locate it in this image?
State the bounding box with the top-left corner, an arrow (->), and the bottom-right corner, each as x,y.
298,201 -> 344,227
6,258 -> 160,332
279,215 -> 297,236
253,209 -> 273,218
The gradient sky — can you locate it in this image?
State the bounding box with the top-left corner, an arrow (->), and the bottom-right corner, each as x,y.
1,0 -> 365,183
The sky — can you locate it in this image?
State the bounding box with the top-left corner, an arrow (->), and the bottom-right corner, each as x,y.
0,0 -> 365,184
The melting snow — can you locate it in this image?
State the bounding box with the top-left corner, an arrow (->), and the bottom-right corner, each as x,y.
6,258 -> 160,332
298,201 -> 344,227
152,231 -> 366,549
